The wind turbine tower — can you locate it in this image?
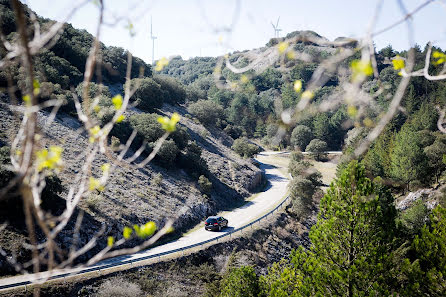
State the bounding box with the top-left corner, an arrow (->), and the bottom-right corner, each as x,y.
271,17 -> 282,38
150,16 -> 157,65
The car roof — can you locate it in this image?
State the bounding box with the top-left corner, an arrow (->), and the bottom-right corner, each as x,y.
207,216 -> 219,219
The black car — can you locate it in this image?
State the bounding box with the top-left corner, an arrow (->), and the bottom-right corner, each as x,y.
205,216 -> 228,231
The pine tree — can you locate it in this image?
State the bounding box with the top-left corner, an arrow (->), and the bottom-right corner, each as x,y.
262,161 -> 397,296
399,206 -> 446,296
363,129 -> 394,178
307,161 -> 396,296
390,124 -> 428,191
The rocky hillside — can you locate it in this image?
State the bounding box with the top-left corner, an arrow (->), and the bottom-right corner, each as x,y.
0,98 -> 262,275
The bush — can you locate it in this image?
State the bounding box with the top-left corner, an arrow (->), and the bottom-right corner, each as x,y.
179,141 -> 207,177
75,82 -> 111,99
224,125 -> 243,139
220,266 -> 260,297
198,175 -> 212,195
126,77 -> 166,111
187,99 -> 224,126
232,137 -> 260,158
305,139 -> 328,161
95,277 -> 143,297
289,176 -> 316,217
170,126 -> 190,150
398,200 -> 430,236
290,151 -> 304,163
129,113 -> 164,144
290,125 -> 313,150
153,139 -> 179,167
153,75 -> 186,105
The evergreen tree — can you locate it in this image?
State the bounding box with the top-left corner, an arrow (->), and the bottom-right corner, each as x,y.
307,161 -> 396,296
400,206 -> 446,296
220,266 -> 260,297
390,124 -> 428,191
262,161 -> 397,297
363,129 -> 394,177
424,136 -> 446,183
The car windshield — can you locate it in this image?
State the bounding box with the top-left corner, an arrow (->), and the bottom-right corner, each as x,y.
206,218 -> 217,223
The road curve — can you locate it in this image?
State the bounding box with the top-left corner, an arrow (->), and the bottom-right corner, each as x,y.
0,151 -> 290,291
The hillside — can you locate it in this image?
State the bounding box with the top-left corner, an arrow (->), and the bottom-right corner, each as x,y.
0,1 -> 262,276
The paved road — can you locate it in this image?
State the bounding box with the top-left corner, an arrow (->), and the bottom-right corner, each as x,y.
0,151 -> 290,290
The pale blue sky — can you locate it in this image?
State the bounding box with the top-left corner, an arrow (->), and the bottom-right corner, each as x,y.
25,0 -> 446,64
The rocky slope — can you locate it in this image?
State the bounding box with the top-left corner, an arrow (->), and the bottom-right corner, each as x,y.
0,99 -> 262,275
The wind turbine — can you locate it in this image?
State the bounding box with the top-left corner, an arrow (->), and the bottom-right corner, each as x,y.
271,17 -> 282,38
150,16 -> 157,66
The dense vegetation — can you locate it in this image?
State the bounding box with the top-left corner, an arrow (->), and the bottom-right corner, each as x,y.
214,161 -> 446,296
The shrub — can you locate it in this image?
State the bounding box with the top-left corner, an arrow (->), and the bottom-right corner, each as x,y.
85,194 -> 102,209
220,266 -> 260,297
129,113 -> 164,144
153,139 -> 179,167
179,141 -> 207,177
126,77 -> 166,111
398,200 -> 430,236
224,125 -> 243,139
151,173 -> 163,187
153,75 -> 186,104
290,125 -> 313,150
232,137 -> 260,158
290,151 -> 304,163
289,176 -> 316,217
305,139 -> 328,161
170,126 -> 190,150
95,277 -> 143,297
198,175 -> 212,195
75,82 -> 111,99
187,99 -> 224,126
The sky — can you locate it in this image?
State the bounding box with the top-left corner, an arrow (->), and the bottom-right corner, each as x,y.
24,0 -> 446,64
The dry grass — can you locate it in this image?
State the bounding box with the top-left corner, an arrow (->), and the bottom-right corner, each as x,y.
95,277 -> 143,297
309,157 -> 339,188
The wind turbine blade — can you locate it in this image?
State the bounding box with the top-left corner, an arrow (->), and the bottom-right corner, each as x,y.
271,21 -> 276,29
276,16 -> 280,28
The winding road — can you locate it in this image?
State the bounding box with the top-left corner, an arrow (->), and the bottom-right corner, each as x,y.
0,151 -> 290,291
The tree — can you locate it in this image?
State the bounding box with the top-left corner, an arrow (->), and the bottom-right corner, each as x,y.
153,75 -> 186,105
411,102 -> 439,131
305,139 -> 327,161
187,99 -> 224,126
288,176 -> 316,217
390,124 -> 428,191
220,266 -> 260,297
232,137 -> 259,158
262,161 -> 397,296
424,137 -> 446,183
251,68 -> 283,91
290,125 -> 313,150
260,259 -> 303,297
400,206 -> 446,296
363,129 -> 394,178
312,113 -> 331,143
127,77 -> 166,111
310,161 -> 396,296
